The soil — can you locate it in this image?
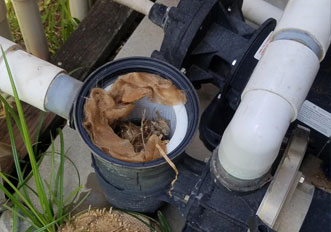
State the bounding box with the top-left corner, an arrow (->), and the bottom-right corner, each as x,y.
59,208 -> 156,232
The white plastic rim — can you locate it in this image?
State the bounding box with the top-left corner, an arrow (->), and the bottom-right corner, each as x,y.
104,84 -> 189,154
168,104 -> 188,153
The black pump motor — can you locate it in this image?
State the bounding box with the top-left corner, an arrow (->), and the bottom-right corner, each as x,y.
150,0 -> 331,161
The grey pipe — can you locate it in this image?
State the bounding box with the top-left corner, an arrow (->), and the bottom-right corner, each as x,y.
45,74 -> 83,120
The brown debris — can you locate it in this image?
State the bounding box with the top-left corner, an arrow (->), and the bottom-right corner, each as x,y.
115,111 -> 170,153
156,144 -> 178,197
83,72 -> 186,163
59,208 -> 155,232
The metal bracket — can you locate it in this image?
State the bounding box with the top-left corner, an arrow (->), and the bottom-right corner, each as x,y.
256,125 -> 313,231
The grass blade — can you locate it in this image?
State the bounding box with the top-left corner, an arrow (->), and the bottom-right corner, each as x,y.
0,95 -> 24,142
12,205 -> 18,232
69,191 -> 90,213
63,185 -> 83,205
0,174 -> 44,227
117,210 -> 158,232
50,134 -> 56,203
56,129 -> 65,224
157,211 -> 172,232
4,105 -> 33,205
33,112 -> 45,154
0,46 -> 53,223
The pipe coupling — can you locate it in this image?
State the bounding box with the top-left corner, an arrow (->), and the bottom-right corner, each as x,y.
273,29 -> 323,60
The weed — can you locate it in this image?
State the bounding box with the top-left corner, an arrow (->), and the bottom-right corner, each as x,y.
5,0 -> 78,56
0,46 -> 88,231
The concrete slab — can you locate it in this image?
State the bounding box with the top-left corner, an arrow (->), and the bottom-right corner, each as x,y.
0,210 -> 30,232
27,126 -> 110,213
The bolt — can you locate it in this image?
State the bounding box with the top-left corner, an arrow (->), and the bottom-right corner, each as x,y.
299,176 -> 305,183
184,195 -> 190,203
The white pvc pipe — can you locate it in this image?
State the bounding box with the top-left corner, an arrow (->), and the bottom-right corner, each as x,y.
69,0 -> 89,22
112,0 -> 154,15
220,41 -> 319,180
218,0 -> 330,181
112,0 -> 283,27
0,36 -> 63,110
242,0 -> 283,25
11,0 -> 49,60
275,0 -> 331,60
0,0 -> 12,40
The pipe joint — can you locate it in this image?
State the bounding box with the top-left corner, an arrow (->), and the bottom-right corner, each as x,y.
273,29 -> 323,60
45,74 -> 83,120
275,0 -> 331,60
243,40 -> 320,121
148,3 -> 170,28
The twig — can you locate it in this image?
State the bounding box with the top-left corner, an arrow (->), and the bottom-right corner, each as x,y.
111,226 -> 124,232
140,109 -> 146,151
156,144 -> 178,197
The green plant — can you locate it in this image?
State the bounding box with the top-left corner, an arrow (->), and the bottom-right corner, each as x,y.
0,47 -> 88,231
0,92 -> 13,119
6,0 -> 78,56
39,0 -> 78,55
118,209 -> 173,232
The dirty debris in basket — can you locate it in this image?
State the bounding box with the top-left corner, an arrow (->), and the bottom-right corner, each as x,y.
115,110 -> 171,153
83,72 -> 187,163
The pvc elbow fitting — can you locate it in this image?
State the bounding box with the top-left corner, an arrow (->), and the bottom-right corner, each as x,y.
219,90 -> 293,180
218,39 -> 320,181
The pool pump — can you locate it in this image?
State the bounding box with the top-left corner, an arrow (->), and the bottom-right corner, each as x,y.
0,0 -> 330,231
